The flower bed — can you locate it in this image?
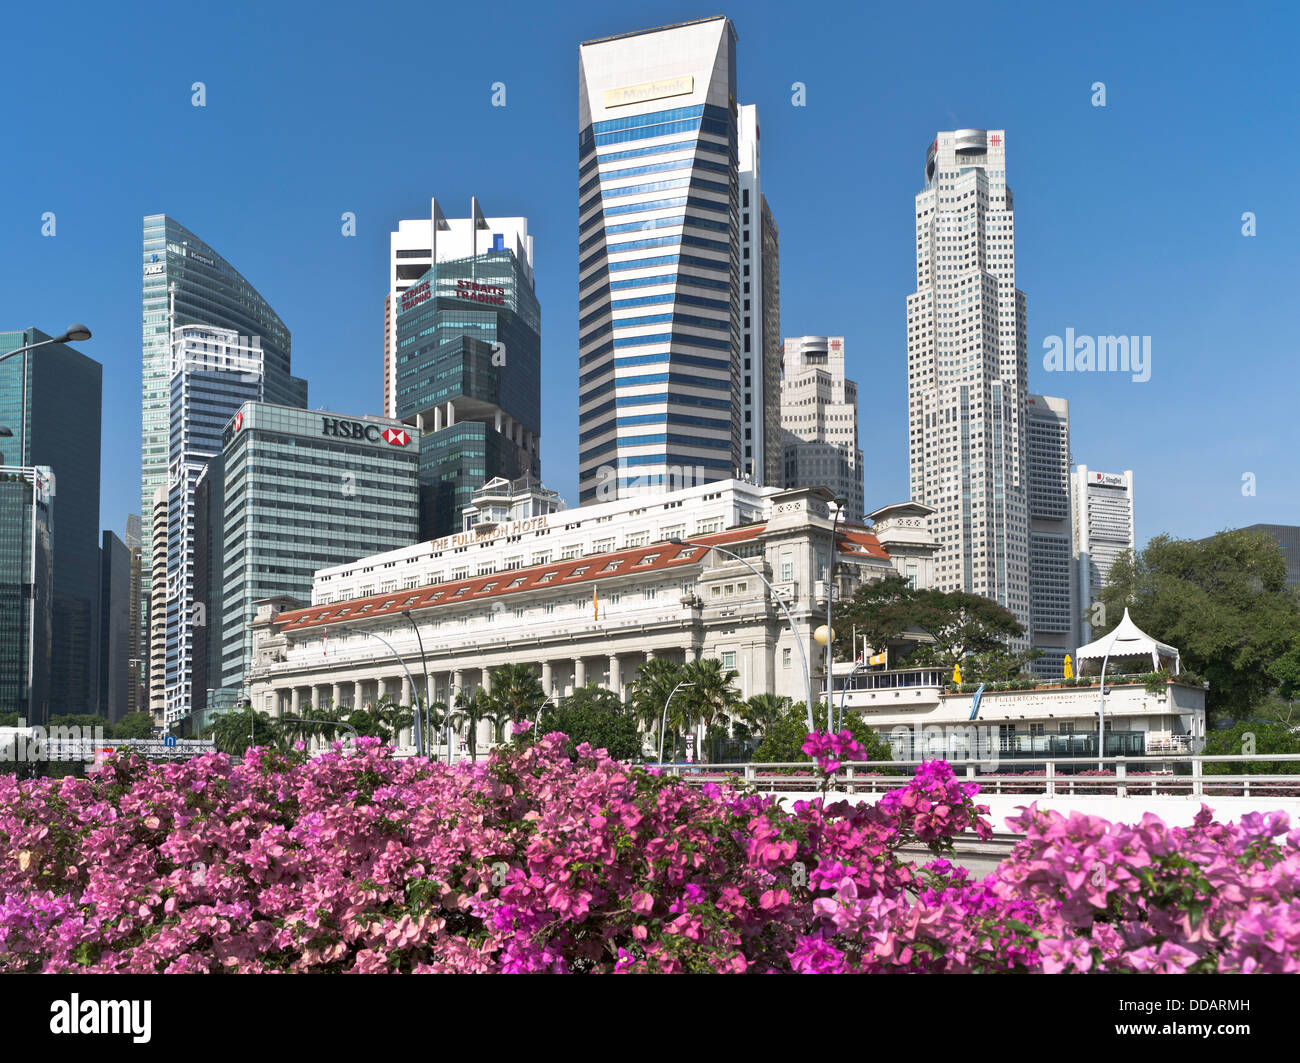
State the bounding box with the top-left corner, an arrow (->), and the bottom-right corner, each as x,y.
0,732 -> 1297,973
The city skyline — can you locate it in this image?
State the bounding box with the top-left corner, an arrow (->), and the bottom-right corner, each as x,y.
0,1 -> 1295,550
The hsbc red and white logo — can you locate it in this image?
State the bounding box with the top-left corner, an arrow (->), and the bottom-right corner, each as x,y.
232,412 -> 243,432
383,427 -> 409,447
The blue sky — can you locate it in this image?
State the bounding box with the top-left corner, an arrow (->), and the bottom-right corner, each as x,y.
1,0 -> 1295,547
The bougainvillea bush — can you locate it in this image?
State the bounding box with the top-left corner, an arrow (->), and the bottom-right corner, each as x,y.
1,729 -> 1298,973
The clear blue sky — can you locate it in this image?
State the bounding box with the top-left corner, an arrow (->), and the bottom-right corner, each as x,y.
1,0 -> 1295,548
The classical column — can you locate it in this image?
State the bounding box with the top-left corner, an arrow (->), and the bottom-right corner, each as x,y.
481,667 -> 493,694
353,681 -> 362,711
608,655 -> 622,699
401,675 -> 413,707
290,687 -> 301,718
574,657 -> 586,689
645,649 -> 656,662
331,683 -> 341,710
541,661 -> 553,696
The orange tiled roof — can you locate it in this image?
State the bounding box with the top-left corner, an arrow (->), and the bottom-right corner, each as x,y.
276,525 -> 769,634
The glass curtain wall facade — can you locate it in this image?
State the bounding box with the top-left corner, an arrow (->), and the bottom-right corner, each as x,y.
0,329 -> 102,716
141,216 -> 307,708
165,327 -> 266,725
1026,395 -> 1075,678
577,18 -> 741,503
395,248 -> 541,539
218,402 -> 420,696
0,467 -> 53,725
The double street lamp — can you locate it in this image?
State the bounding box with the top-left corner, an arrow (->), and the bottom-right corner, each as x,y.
657,680 -> 695,766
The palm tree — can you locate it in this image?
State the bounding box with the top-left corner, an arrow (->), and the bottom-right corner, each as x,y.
626,657 -> 686,752
486,663 -> 547,721
738,693 -> 790,739
449,690 -> 507,762
681,658 -> 742,758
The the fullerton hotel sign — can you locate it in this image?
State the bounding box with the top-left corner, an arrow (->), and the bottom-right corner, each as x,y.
427,515 -> 551,554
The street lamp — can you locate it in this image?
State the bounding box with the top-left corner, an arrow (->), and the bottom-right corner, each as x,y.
669,537 -> 814,732
0,326 -> 92,463
824,497 -> 848,732
338,624 -> 422,756
837,660 -> 867,732
658,681 -> 695,766
400,610 -> 432,757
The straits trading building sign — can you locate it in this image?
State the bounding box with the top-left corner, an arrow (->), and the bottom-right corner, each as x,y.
427,515 -> 549,553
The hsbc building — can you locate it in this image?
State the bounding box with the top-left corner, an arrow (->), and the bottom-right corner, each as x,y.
209,402 -> 421,711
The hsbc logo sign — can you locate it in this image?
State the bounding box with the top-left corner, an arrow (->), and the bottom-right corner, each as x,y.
321,417 -> 410,447
232,412 -> 243,432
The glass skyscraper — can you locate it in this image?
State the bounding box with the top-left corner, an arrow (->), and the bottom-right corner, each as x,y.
217,402 -> 420,698
393,202 -> 541,540
577,17 -> 741,503
141,216 -> 307,708
164,326 -> 267,725
0,466 -> 53,725
0,328 -> 102,716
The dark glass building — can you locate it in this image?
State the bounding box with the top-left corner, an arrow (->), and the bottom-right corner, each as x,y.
0,328 -> 102,716
99,530 -> 131,724
395,231 -> 541,539
0,466 -> 53,724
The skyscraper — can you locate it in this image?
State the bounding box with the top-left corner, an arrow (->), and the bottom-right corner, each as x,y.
1072,467 -> 1135,643
164,326 -> 268,725
99,530 -> 131,724
125,514 -> 144,716
141,216 -> 307,706
0,328 -> 102,715
393,198 -> 541,539
577,17 -> 741,503
737,104 -> 781,486
218,402 -> 420,697
149,485 -> 167,726
906,129 -> 1030,631
0,465 -> 53,725
1026,395 -> 1076,677
780,337 -> 864,522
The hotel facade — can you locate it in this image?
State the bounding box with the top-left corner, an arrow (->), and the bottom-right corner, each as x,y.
245,482 -> 939,749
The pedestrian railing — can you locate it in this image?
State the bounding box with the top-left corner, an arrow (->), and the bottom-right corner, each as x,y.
652,753 -> 1300,799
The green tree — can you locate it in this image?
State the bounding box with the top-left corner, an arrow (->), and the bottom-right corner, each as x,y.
680,658 -> 742,737
753,700 -> 894,766
833,577 -> 1027,681
343,706 -> 392,744
210,707 -> 279,757
1099,529 -> 1300,718
1203,720 -> 1300,775
485,663 -> 547,724
625,657 -> 686,748
532,684 -> 640,762
738,693 -> 790,738
448,689 -> 507,762
111,712 -> 155,740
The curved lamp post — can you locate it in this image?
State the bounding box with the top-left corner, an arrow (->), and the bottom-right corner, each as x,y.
0,325 -> 91,464
400,610 -> 432,757
338,625 -> 421,755
836,660 -> 867,732
658,680 -> 695,766
823,498 -> 848,732
670,537 -> 814,733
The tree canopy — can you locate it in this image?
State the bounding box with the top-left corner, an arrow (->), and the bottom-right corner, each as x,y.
1098,529 -> 1300,717
530,684 -> 640,762
833,575 -> 1030,681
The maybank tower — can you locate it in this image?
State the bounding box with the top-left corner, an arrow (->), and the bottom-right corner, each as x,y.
577,17 -> 741,504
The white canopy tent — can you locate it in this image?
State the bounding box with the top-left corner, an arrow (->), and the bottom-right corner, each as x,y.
1074,608 -> 1180,675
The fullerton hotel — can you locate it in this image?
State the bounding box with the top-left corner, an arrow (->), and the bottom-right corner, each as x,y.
245,477 -> 939,746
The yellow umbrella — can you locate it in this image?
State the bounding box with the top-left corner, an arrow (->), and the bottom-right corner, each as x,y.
952,663 -> 962,684
1063,654 -> 1073,679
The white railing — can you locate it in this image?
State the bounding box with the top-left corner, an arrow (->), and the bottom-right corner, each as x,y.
652,753 -> 1300,800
